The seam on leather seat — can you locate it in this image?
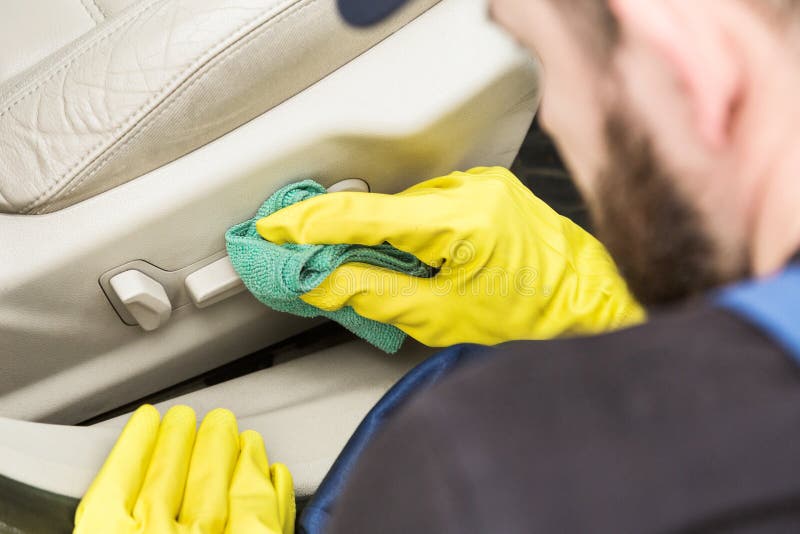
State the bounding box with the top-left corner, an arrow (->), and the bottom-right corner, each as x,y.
41,0 -> 320,214
21,0 -> 302,213
91,0 -> 108,20
0,0 -> 162,119
79,0 -> 104,24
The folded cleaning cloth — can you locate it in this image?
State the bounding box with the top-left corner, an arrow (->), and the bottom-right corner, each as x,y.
226,180 -> 436,353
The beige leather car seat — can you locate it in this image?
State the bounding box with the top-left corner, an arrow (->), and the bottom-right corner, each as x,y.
0,0 -> 540,528
0,340 -> 433,532
0,0 -> 539,424
0,0 -> 438,213
0,340 -> 433,501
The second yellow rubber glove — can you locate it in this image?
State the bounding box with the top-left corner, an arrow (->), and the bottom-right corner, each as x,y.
74,405 -> 294,534
257,167 -> 644,347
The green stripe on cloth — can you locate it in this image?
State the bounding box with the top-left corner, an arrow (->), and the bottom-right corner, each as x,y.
226,180 -> 435,353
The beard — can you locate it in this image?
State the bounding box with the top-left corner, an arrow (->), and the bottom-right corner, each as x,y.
590,108 -> 747,307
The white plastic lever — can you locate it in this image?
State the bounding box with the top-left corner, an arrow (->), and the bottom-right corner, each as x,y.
183,179 -> 370,310
185,256 -> 246,309
327,178 -> 370,193
109,270 -> 172,331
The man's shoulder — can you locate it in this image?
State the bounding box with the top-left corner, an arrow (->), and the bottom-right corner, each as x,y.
332,303 -> 800,533
424,301 -> 796,417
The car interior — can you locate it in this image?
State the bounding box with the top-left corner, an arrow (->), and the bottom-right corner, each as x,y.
0,0 -> 548,530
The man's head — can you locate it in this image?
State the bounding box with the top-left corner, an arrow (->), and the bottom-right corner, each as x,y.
491,0 -> 800,306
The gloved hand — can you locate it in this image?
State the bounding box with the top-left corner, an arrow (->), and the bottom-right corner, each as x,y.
257,167 -> 644,347
74,405 -> 294,534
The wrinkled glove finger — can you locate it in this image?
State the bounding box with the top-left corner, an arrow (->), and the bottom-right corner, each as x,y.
133,405 -> 196,523
254,189 -> 455,267
271,463 -> 295,534
300,263 -> 455,346
75,405 -> 161,524
299,263 -> 433,311
179,408 -> 239,532
226,430 -> 291,534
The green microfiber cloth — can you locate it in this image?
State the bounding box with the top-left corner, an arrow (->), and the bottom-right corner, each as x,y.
226,180 -> 436,354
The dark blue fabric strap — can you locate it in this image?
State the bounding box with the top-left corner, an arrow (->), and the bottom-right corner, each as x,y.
298,344 -> 490,534
716,266 -> 800,365
336,0 -> 410,26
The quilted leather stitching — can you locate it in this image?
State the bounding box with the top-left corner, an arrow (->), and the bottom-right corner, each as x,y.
41,0 -> 320,214
21,0 -> 301,213
79,0 -> 104,23
91,0 -> 108,19
47,0 -> 319,213
0,0 -> 163,119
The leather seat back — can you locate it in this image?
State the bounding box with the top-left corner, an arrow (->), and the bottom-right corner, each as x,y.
0,0 -> 438,214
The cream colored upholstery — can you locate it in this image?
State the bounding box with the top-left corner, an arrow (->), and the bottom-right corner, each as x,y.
0,0 -> 539,424
0,340 -> 433,499
0,0 -> 437,214
96,0 -> 143,18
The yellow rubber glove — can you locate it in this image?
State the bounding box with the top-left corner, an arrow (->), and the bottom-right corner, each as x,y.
257,167 -> 644,347
74,405 -> 295,534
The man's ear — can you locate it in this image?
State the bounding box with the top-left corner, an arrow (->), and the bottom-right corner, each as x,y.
609,0 -> 743,149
